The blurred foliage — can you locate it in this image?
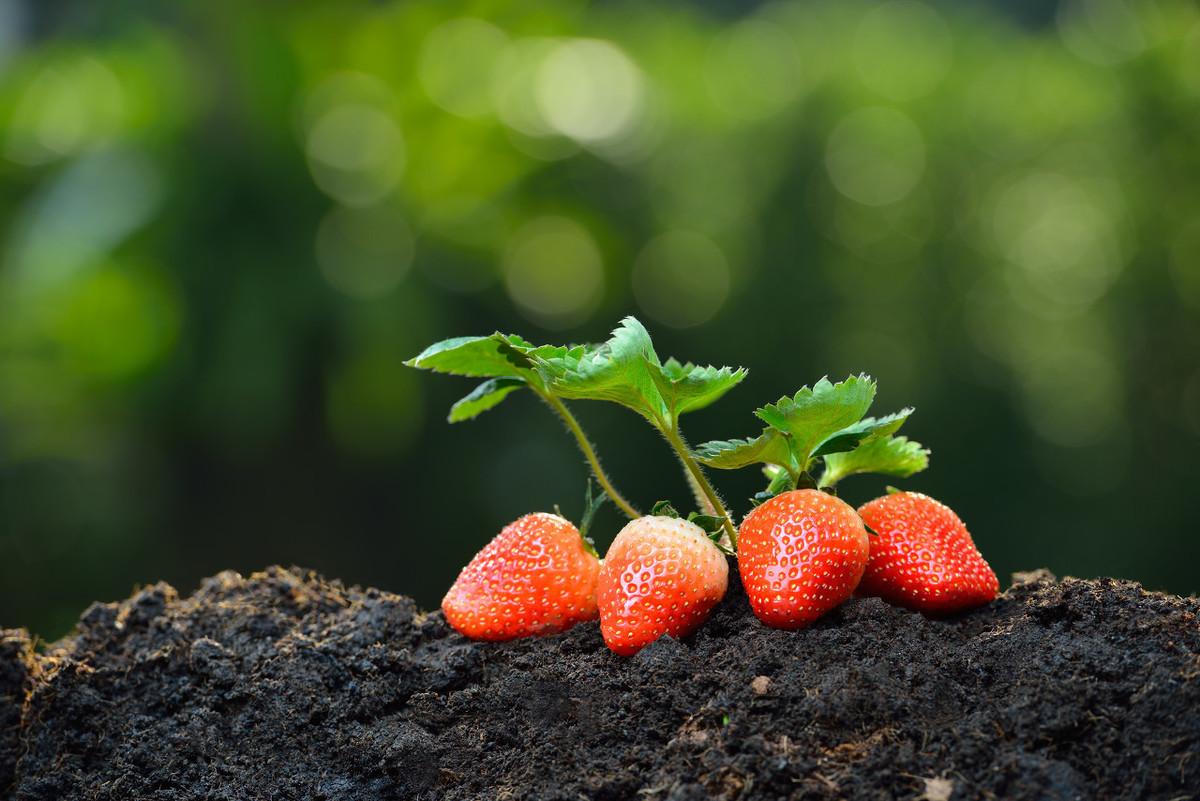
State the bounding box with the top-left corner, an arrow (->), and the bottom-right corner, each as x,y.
1,0 -> 1199,638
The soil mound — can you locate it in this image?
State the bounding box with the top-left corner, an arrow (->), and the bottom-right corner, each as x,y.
3,565 -> 1198,800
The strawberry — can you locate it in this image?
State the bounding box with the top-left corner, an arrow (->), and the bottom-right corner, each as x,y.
598,515 -> 729,656
857,491 -> 998,614
442,512 -> 600,641
737,489 -> 870,629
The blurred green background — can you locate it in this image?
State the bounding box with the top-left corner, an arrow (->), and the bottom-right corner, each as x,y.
2,0 -> 1198,639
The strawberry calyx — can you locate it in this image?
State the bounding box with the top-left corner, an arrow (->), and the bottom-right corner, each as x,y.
650,499 -> 680,517
534,318 -> 744,549
647,500 -> 734,555
577,480 -> 608,558
405,332 -> 641,520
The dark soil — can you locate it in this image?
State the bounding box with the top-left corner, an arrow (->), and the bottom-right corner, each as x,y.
3,565 -> 1198,801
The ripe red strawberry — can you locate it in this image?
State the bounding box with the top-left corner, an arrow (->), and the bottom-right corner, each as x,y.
857,491 -> 999,614
598,515 -> 729,656
738,489 -> 869,629
442,512 -> 600,641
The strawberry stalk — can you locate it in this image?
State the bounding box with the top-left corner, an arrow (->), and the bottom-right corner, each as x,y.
534,318 -> 747,547
539,391 -> 640,520
405,332 -> 641,520
661,424 -> 737,549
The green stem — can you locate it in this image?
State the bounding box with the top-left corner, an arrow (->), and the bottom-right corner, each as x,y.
684,467 -> 717,516
539,391 -> 640,520
661,423 -> 738,550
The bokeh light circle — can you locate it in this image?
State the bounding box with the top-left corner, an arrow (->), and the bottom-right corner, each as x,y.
534,39 -> 644,143
705,18 -> 802,121
825,106 -> 926,206
418,18 -> 510,119
991,172 -> 1122,311
316,205 -> 415,299
502,216 -> 605,328
1020,345 -> 1121,448
632,231 -> 731,328
853,1 -> 952,101
302,73 -> 405,207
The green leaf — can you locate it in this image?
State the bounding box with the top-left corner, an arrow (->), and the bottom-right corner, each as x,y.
818,435 -> 930,488
537,318 -> 664,420
654,358 -> 748,419
405,333 -> 544,383
754,375 -> 876,459
538,317 -> 746,426
699,375 -> 877,477
696,375 -> 916,489
447,377 -> 526,423
811,408 -> 913,457
693,434 -> 792,471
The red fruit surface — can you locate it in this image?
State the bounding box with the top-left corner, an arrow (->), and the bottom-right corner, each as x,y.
738,489 -> 869,629
598,516 -> 729,656
442,513 -> 600,641
857,491 -> 999,614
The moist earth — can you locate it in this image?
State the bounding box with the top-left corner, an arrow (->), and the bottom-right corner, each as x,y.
2,566 -> 1198,801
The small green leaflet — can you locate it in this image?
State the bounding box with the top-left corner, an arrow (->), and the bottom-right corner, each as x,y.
818,435 -> 930,488
811,408 -> 912,457
693,434 -> 792,471
695,375 -> 915,486
406,333 -> 581,422
447,377 -> 526,423
405,334 -> 541,381
407,328 -> 643,520
755,375 -> 876,459
537,317 -> 746,427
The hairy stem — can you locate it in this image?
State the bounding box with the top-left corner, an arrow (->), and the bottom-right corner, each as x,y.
539,391 -> 640,520
685,469 -> 718,516
661,424 -> 738,550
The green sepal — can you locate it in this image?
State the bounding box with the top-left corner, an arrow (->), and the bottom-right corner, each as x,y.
686,512 -> 727,536
818,436 -> 930,489
748,464 -> 791,507
577,479 -> 607,558
650,500 -> 680,518
749,491 -> 774,508
447,377 -> 526,422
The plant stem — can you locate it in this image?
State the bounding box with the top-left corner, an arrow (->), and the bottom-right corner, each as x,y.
661,424 -> 738,550
539,391 -> 640,520
685,469 -> 717,516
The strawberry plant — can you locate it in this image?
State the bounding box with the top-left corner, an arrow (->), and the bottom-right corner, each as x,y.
692,375 -> 934,629
534,317 -> 747,546
409,316 -> 997,655
693,374 -> 925,499
405,333 -> 640,519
